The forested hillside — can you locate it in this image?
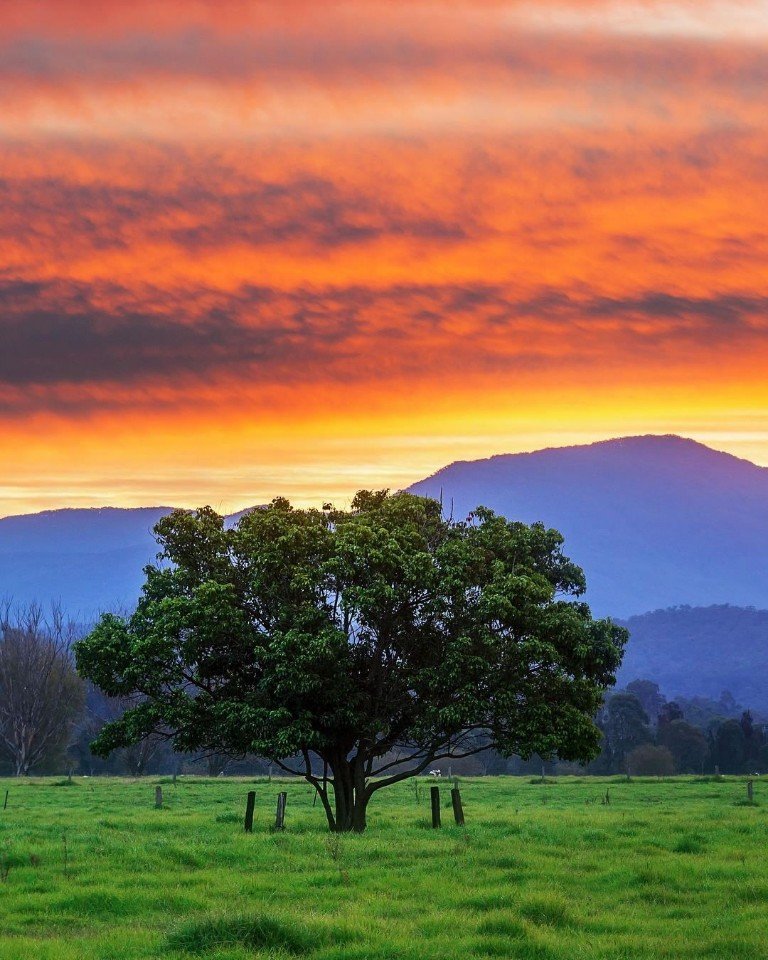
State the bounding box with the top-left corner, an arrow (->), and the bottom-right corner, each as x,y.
618,605 -> 768,708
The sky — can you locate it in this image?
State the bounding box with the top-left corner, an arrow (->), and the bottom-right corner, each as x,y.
1,0 -> 767,516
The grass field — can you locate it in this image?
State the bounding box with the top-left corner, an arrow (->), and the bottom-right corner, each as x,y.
0,775 -> 765,960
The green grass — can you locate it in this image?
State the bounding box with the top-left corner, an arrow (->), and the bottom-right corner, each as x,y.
0,775 -> 765,959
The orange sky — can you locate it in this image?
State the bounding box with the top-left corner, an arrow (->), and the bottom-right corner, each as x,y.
1,0 -> 767,516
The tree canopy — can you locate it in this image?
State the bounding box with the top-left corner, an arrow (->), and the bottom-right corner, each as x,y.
75,491 -> 627,831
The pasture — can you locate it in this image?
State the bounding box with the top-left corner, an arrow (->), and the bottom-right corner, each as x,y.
0,775 -> 765,960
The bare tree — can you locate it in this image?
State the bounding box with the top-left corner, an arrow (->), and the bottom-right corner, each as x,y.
82,686 -> 167,776
119,736 -> 164,777
0,602 -> 85,776
201,751 -> 231,777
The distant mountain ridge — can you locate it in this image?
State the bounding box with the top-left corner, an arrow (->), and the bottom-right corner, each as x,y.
407,434 -> 768,617
0,505 -> 256,616
0,507 -> 175,616
0,506 -> 175,554
2,432 -> 768,620
616,604 -> 768,709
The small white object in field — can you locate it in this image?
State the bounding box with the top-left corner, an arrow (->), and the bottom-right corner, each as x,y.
429,769 -> 442,778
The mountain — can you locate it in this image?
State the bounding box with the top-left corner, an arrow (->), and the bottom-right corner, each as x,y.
3,435 -> 768,620
0,505 -> 255,617
408,434 -> 768,618
617,605 -> 768,710
0,507 -> 175,616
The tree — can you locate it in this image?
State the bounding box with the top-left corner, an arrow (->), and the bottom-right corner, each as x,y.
739,710 -> 764,768
625,680 -> 666,725
657,700 -> 683,733
75,492 -> 627,832
625,743 -> 675,776
0,603 -> 85,776
603,693 -> 651,772
658,719 -> 708,773
92,693 -> 168,776
713,719 -> 746,774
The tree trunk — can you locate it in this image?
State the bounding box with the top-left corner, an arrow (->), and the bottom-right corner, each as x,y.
15,747 -> 30,777
316,756 -> 370,833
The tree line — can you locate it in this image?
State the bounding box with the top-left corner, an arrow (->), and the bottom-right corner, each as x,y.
589,680 -> 767,776
0,603 -> 763,779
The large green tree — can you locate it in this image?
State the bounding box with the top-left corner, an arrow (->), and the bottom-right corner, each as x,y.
75,491 -> 626,832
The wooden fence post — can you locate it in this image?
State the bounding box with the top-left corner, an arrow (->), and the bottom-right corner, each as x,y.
275,791 -> 287,830
451,786 -> 465,826
155,786 -> 163,809
244,790 -> 256,832
3,789 -> 8,810
747,780 -> 754,803
431,786 -> 441,828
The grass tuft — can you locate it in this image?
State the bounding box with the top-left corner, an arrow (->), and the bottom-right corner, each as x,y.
167,912 -> 318,954
213,811 -> 242,824
673,834 -> 706,854
477,915 -> 527,938
519,895 -> 572,927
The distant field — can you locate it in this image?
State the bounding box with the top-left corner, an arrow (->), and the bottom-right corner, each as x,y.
0,775 -> 765,960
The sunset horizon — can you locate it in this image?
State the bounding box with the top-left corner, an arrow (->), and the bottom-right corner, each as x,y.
3,0 -> 767,515
1,429 -> 766,520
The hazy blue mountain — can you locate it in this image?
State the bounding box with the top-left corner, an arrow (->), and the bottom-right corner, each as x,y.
0,505 -> 257,617
3,435 -> 768,621
408,435 -> 768,618
0,507 -> 175,616
617,605 -> 768,710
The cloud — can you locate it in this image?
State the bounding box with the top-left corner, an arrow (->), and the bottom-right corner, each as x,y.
1,275 -> 766,420
0,0 -> 767,512
0,279 -> 356,387
0,4 -> 766,143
